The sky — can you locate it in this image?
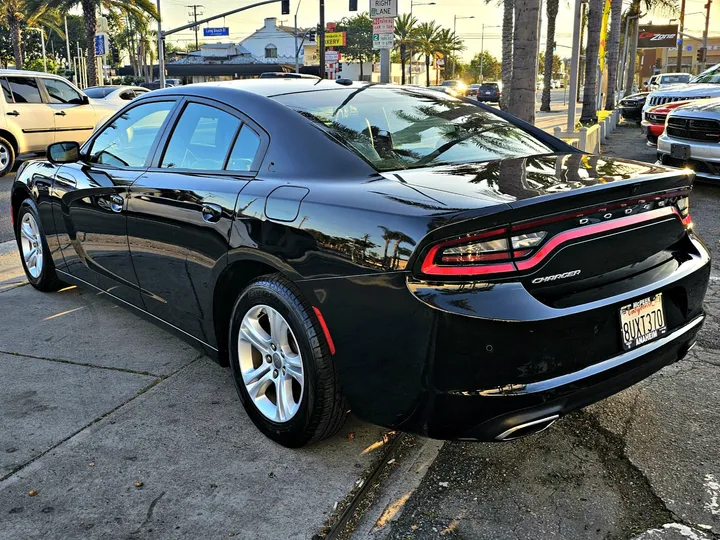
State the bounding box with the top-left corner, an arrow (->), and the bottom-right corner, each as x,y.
158,0 -> 720,63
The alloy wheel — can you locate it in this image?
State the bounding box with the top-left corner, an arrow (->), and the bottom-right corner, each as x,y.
20,213 -> 43,279
0,143 -> 9,171
238,304 -> 304,423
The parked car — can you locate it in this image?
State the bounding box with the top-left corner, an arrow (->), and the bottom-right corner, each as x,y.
641,100 -> 690,146
476,82 -> 501,103
657,97 -> 720,181
141,79 -> 183,90
428,85 -> 458,96
643,63 -> 720,119
0,69 -> 116,177
259,72 -> 320,79
440,80 -> 467,96
84,85 -> 151,107
649,72 -> 692,92
618,92 -> 648,121
467,84 -> 481,97
11,80 -> 709,448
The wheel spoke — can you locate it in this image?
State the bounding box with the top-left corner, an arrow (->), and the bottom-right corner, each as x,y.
24,247 -> 36,264
286,364 -> 303,387
269,309 -> 287,346
275,376 -> 294,422
246,371 -> 273,400
21,223 -> 35,241
242,362 -> 271,386
240,322 -> 271,356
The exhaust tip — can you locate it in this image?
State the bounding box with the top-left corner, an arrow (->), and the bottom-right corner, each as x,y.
495,414 -> 560,442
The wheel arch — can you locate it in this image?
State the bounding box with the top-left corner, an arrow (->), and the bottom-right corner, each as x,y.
0,129 -> 19,156
10,183 -> 33,233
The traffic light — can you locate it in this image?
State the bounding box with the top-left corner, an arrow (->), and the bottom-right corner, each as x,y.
281,0 -> 290,15
349,0 -> 358,9
111,45 -> 120,64
553,41 -> 557,51
697,47 -> 706,63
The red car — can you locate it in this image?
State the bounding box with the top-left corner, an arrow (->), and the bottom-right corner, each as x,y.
642,101 -> 691,146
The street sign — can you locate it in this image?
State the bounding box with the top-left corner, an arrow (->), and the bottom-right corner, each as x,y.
372,17 -> 394,34
203,27 -> 229,37
94,33 -> 108,56
370,0 -> 398,18
325,50 -> 341,62
325,32 -> 347,47
372,33 -> 394,49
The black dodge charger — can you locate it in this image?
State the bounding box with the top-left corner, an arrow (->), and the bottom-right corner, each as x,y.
11,80 -> 710,447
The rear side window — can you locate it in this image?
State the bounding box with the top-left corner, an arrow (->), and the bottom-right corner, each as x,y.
0,78 -> 12,103
226,125 -> 261,172
6,77 -> 42,103
161,103 -> 240,170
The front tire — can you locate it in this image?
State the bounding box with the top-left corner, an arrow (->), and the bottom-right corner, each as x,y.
228,274 -> 347,448
16,200 -> 62,292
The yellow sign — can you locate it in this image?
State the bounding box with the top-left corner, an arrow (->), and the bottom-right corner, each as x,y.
325,32 -> 347,47
599,0 -> 612,71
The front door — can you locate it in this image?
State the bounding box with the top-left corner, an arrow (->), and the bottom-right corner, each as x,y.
52,99 -> 178,306
1,76 -> 55,153
39,77 -> 97,145
127,99 -> 265,343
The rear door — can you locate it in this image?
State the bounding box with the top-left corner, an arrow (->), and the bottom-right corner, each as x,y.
52,98 -> 178,306
1,76 -> 55,152
39,77 -> 96,145
126,97 -> 266,342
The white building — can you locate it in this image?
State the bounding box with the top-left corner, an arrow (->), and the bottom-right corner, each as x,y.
240,17 -> 307,65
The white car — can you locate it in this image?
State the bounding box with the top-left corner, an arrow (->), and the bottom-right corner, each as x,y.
642,63 -> 720,120
83,85 -> 151,107
0,70 -> 117,177
648,72 -> 692,92
657,97 -> 720,181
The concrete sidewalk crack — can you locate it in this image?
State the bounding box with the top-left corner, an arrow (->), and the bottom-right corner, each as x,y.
0,354 -> 204,486
0,349 -> 166,378
131,490 -> 166,535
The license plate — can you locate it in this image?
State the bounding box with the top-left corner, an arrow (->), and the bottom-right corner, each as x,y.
619,294 -> 667,350
670,143 -> 691,160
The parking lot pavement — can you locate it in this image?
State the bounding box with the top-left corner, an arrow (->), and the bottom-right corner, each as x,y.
0,173 -> 14,244
0,252 -> 389,539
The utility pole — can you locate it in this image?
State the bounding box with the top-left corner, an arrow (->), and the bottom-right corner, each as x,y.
319,0 -> 325,79
64,16 -> 72,77
675,0 -> 686,72
294,0 -> 304,73
28,28 -> 47,72
187,4 -> 204,51
701,0 -> 711,72
157,0 -> 165,87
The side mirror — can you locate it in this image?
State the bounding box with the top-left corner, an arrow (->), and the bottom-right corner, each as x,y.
47,142 -> 80,164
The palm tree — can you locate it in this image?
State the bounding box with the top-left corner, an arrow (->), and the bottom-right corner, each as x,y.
580,0 -> 603,123
604,0 -> 622,108
540,0 -> 559,111
436,28 -> 464,80
1,0 -> 63,69
394,13 -> 417,85
414,21 -> 441,87
500,0 -> 514,110
50,0 -> 158,86
508,0 -> 541,123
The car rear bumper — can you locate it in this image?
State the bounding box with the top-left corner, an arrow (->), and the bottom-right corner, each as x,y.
297,235 -> 710,441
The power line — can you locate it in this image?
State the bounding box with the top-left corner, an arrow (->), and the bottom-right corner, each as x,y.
186,4 -> 204,51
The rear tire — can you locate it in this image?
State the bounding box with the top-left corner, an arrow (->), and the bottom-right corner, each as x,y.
228,274 -> 347,448
0,136 -> 15,178
16,199 -> 63,292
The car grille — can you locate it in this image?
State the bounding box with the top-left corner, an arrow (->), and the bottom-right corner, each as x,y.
647,95 -> 711,106
666,117 -> 720,143
646,113 -> 667,124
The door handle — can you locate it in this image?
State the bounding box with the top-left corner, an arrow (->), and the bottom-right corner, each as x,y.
110,195 -> 124,213
201,203 -> 222,223
55,110 -> 66,116
56,175 -> 76,187
7,110 -> 19,117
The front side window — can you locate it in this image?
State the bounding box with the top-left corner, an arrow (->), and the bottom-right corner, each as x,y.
84,86 -> 116,99
265,44 -> 278,58
6,77 -> 42,104
160,103 -> 240,170
89,101 -> 174,167
43,78 -> 84,104
119,91 -> 135,100
273,87 -> 553,172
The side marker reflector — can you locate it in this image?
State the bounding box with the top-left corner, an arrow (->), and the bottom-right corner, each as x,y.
312,306 -> 336,356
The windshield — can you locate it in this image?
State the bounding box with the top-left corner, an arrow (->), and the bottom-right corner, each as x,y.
690,64 -> 720,84
273,86 -> 552,172
84,87 -> 116,98
660,74 -> 690,84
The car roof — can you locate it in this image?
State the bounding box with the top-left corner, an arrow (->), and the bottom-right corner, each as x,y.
0,69 -> 65,78
149,78 -> 370,99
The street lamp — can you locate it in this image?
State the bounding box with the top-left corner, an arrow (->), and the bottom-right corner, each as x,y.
409,1 -> 436,84
27,27 -> 47,72
451,15 -> 474,79
479,24 -> 501,82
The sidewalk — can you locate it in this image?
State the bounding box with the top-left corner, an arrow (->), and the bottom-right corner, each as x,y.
534,102 -> 583,133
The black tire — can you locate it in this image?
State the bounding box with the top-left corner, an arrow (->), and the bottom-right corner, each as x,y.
0,136 -> 15,178
15,199 -> 63,292
228,274 -> 347,448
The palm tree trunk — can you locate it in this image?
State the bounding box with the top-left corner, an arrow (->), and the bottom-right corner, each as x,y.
623,2 -> 640,94
540,0 -> 558,111
425,55 -> 431,87
8,15 -> 23,69
82,0 -> 98,86
500,0 -> 514,110
604,0 -> 622,109
580,0 -> 603,123
400,43 -> 406,85
508,0 -> 540,123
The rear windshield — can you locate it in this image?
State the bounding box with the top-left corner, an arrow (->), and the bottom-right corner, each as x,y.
84,87 -> 116,98
660,74 -> 690,84
480,83 -> 499,89
273,86 -> 552,172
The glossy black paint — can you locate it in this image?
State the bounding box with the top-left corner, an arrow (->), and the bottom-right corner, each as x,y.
10,80 -> 710,441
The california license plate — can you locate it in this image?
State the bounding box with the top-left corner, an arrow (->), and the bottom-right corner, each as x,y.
619,294 -> 667,350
